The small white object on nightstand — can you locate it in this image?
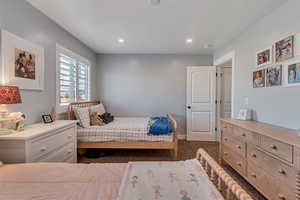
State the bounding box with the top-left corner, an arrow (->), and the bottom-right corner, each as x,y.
0,120 -> 77,164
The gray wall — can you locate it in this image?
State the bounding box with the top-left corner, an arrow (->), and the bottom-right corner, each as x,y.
214,0 -> 300,129
0,0 -> 97,124
96,54 -> 213,136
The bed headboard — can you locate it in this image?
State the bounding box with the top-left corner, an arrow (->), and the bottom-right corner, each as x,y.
67,100 -> 101,120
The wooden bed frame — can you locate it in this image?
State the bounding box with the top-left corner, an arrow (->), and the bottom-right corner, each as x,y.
197,148 -> 254,200
67,101 -> 179,160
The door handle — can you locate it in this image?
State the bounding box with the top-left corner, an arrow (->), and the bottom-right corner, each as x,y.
187,106 -> 191,109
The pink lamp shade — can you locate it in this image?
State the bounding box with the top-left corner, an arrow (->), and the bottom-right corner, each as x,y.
0,86 -> 22,104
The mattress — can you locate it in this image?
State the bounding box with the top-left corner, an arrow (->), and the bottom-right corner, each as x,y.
77,117 -> 173,142
0,163 -> 126,200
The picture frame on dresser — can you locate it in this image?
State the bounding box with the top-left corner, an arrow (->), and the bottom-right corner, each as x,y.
1,30 -> 44,91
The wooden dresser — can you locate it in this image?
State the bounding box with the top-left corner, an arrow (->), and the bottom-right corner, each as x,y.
220,118 -> 300,200
0,120 -> 77,163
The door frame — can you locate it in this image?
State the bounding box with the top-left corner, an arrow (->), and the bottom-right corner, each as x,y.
186,66 -> 217,141
216,66 -> 232,119
214,50 -> 235,118
214,51 -> 235,142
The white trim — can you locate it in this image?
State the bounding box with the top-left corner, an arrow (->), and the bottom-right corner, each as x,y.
214,50 -> 236,118
55,44 -> 91,113
177,134 -> 186,140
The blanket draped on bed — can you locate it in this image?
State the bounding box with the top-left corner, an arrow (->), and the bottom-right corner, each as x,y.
117,159 -> 224,200
147,117 -> 173,135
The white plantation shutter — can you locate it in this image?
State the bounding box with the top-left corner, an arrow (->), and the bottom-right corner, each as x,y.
77,62 -> 89,101
57,45 -> 90,107
59,53 -> 77,105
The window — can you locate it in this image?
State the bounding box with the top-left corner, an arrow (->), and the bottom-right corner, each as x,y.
56,45 -> 90,109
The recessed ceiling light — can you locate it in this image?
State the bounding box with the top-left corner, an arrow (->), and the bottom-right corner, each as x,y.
118,38 -> 125,43
186,38 -> 193,44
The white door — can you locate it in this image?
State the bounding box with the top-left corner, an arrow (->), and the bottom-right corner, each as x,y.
221,67 -> 232,118
186,66 -> 216,141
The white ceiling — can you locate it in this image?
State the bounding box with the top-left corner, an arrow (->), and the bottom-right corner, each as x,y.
27,0 -> 285,55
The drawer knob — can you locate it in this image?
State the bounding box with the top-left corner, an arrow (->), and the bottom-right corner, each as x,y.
224,126 -> 228,129
251,173 -> 256,178
40,147 -> 47,152
271,145 -> 277,150
251,153 -> 257,158
67,150 -> 72,154
224,138 -> 228,141
242,133 -> 246,137
278,194 -> 286,200
236,145 -> 241,149
278,169 -> 286,175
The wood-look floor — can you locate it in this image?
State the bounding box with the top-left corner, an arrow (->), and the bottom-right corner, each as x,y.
79,140 -> 266,200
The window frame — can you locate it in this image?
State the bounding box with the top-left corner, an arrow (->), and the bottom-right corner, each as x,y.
56,44 -> 91,113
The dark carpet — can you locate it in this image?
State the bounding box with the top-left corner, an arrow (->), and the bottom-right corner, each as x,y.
78,140 -> 266,200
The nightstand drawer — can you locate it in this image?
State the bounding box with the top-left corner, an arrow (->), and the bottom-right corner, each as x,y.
28,127 -> 75,161
37,143 -> 75,163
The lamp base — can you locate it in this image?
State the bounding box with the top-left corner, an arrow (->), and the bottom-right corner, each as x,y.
0,128 -> 12,135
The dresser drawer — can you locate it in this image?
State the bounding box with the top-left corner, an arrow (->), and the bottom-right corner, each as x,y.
222,145 -> 246,176
28,127 -> 75,161
232,127 -> 250,142
221,123 -> 249,143
259,135 -> 293,163
248,162 -> 295,200
37,143 -> 75,163
222,135 -> 246,157
247,144 -> 296,189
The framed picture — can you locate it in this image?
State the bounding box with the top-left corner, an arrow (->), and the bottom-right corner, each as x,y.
275,35 -> 294,63
42,114 -> 53,124
285,61 -> 300,87
253,69 -> 265,88
1,30 -> 44,90
256,46 -> 273,68
266,65 -> 282,87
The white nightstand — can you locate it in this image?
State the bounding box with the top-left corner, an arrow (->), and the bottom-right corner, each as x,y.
0,120 -> 77,164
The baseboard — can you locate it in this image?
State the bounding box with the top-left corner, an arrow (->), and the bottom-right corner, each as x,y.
177,135 -> 186,140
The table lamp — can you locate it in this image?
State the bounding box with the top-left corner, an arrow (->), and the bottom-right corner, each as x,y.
0,86 -> 22,135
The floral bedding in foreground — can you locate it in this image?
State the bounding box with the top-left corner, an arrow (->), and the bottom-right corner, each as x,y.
117,159 -> 224,200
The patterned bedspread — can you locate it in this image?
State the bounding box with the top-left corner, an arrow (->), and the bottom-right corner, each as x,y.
117,159 -> 224,200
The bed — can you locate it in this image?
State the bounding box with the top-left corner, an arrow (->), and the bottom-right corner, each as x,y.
0,149 -> 253,200
67,101 -> 178,160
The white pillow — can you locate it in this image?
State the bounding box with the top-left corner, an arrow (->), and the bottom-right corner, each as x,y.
74,107 -> 90,128
0,161 -> 3,166
90,104 -> 106,115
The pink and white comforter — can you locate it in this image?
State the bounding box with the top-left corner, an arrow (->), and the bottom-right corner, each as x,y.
0,163 -> 126,200
117,159 -> 224,200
